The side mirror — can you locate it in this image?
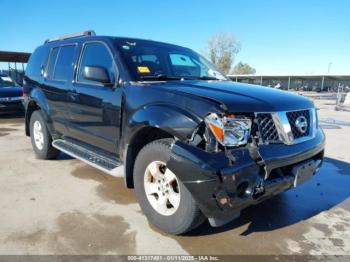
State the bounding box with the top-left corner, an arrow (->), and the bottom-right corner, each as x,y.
83,66 -> 112,84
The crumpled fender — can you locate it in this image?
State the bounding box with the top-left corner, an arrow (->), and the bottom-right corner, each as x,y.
127,104 -> 201,141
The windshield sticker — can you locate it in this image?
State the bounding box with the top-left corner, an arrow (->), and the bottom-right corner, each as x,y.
137,66 -> 151,74
122,45 -> 130,50
126,41 -> 136,46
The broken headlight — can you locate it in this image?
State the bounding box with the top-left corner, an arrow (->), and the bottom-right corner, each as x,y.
205,113 -> 252,147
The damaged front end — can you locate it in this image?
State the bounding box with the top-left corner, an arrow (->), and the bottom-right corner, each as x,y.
167,110 -> 325,227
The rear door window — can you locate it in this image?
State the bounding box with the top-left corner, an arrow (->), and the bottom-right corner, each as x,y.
51,45 -> 76,81
47,45 -> 75,81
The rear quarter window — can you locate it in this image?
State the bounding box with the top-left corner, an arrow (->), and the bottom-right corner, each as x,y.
25,46 -> 50,80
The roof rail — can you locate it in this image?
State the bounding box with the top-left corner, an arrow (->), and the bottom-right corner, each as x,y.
44,30 -> 96,44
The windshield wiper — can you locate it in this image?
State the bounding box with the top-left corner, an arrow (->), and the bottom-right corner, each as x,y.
139,74 -> 224,81
198,76 -> 221,80
178,76 -> 222,81
139,74 -> 183,81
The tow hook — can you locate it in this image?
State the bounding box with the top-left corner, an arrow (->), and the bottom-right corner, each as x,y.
252,182 -> 265,199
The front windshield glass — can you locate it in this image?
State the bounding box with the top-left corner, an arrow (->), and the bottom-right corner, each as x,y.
114,39 -> 228,81
0,75 -> 18,88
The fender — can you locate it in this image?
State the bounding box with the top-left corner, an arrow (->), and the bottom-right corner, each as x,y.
25,88 -> 54,135
126,103 -> 202,143
122,103 -> 203,188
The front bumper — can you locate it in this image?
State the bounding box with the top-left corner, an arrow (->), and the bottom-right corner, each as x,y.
0,100 -> 24,113
167,129 -> 325,222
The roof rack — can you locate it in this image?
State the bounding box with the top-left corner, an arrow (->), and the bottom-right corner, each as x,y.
44,30 -> 96,44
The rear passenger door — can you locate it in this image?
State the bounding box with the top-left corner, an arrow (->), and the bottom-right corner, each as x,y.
42,44 -> 78,135
67,41 -> 122,155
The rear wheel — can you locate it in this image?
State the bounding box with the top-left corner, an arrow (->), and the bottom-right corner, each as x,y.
133,138 -> 205,235
29,110 -> 60,159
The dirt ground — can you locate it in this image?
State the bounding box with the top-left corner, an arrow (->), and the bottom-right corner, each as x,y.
0,96 -> 349,255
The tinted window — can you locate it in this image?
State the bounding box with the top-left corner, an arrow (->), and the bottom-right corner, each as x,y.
169,53 -> 200,76
25,46 -> 49,78
115,39 -> 228,81
78,43 -> 115,84
131,54 -> 158,63
170,54 -> 196,66
0,75 -> 19,88
46,47 -> 59,79
52,45 -> 76,81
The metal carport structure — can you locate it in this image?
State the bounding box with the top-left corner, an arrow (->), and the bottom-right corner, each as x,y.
0,51 -> 31,84
228,74 -> 350,92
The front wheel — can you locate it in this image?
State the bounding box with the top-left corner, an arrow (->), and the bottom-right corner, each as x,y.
133,138 -> 205,235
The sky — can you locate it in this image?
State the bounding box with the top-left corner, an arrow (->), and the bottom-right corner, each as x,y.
1,0 -> 349,75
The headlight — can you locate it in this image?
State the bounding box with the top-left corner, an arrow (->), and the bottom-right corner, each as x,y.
205,113 -> 252,147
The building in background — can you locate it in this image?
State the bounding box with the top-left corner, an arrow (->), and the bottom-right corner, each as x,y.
228,74 -> 350,92
0,51 -> 31,85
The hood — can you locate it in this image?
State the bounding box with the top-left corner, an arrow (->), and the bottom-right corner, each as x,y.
149,80 -> 314,112
0,86 -> 23,98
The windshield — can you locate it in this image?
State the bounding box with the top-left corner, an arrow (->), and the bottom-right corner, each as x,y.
114,39 -> 228,81
0,75 -> 18,88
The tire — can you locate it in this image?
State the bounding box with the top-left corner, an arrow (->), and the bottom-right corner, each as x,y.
133,138 -> 205,235
29,110 -> 60,160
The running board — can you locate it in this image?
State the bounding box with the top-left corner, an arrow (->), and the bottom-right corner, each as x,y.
52,139 -> 123,177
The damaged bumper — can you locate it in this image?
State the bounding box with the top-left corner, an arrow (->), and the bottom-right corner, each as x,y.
167,129 -> 325,226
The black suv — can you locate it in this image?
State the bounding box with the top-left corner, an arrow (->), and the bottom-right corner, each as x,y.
24,31 -> 325,235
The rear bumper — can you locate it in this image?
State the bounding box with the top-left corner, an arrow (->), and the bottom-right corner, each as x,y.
167,129 -> 325,221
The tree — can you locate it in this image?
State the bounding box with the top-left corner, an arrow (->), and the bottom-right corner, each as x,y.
232,62 -> 256,75
206,33 -> 240,74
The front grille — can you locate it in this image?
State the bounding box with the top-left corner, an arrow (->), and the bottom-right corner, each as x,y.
286,110 -> 310,139
255,113 -> 280,143
256,109 -> 312,144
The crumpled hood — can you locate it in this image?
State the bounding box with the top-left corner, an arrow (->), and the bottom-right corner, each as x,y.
152,80 -> 314,112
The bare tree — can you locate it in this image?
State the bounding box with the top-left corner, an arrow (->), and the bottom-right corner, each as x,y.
206,33 -> 240,74
232,62 -> 256,75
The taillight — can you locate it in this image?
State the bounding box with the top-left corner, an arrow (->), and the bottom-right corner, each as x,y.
22,78 -> 25,96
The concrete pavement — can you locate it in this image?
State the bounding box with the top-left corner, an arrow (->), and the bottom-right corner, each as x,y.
0,98 -> 349,255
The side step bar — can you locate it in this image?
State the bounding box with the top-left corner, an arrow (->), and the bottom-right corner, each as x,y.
52,139 -> 123,177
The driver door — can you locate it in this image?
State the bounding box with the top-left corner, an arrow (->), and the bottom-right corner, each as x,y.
67,41 -> 122,154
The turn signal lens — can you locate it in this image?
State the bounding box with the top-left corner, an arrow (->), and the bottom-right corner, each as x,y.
208,122 -> 224,141
205,113 -> 224,143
